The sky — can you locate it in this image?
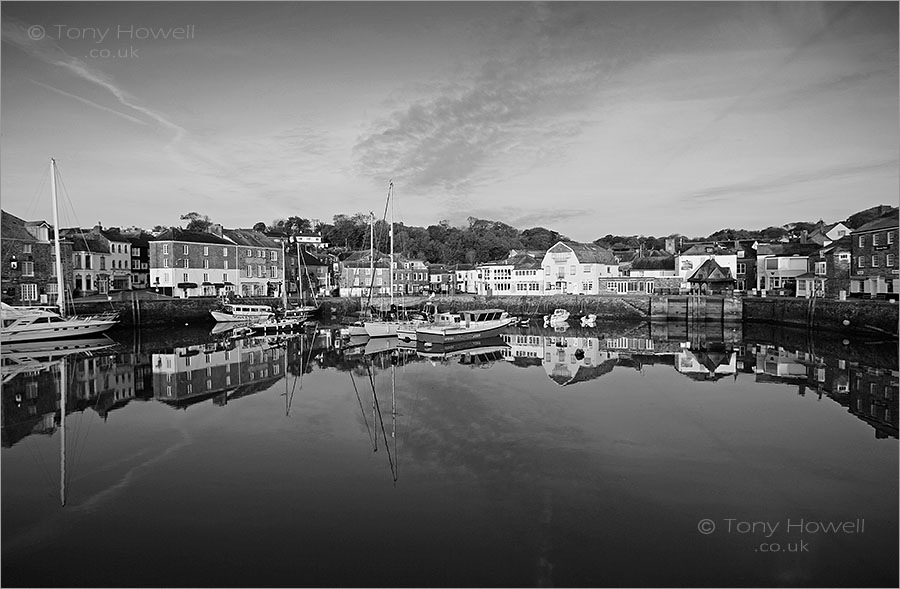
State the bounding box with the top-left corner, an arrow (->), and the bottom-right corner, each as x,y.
1,1 -> 897,242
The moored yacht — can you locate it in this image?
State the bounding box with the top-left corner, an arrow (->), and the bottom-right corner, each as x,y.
415,308 -> 515,344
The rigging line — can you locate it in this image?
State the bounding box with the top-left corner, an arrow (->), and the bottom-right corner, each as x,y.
25,164 -> 50,221
23,430 -> 56,498
350,369 -> 377,450
371,371 -> 398,482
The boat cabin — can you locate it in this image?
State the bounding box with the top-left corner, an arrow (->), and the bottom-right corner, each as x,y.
225,304 -> 272,314
459,309 -> 506,323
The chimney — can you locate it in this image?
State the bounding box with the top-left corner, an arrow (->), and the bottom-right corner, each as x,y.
801,230 -> 808,244
734,239 -> 740,252
208,223 -> 223,237
665,237 -> 676,255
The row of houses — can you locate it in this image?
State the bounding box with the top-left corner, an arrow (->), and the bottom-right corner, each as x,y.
3,208 -> 897,306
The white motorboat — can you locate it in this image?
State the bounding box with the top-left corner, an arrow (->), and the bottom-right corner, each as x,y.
210,303 -> 274,322
416,309 -> 515,344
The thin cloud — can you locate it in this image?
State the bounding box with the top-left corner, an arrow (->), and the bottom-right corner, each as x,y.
679,159 -> 899,203
29,79 -> 149,126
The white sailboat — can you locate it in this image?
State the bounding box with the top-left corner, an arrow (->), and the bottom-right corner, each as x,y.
0,159 -> 118,343
364,181 -> 399,337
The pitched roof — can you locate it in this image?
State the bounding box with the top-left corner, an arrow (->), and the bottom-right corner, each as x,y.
687,258 -> 735,283
854,208 -> 899,233
820,235 -> 852,255
1,210 -> 38,241
153,227 -> 233,245
550,241 -> 617,264
223,228 -> 281,248
69,235 -> 107,253
680,243 -> 735,256
755,242 -> 821,257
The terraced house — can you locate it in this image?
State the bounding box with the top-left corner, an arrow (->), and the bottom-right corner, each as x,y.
223,228 -> 284,298
850,208 -> 899,298
149,228 -> 236,297
1,210 -> 73,305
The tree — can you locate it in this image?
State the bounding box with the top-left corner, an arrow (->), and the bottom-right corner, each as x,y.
252,222 -> 267,232
180,212 -> 212,232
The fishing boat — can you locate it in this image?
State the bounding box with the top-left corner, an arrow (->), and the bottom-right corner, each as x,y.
210,303 -> 274,323
415,308 -> 515,344
0,159 -> 118,343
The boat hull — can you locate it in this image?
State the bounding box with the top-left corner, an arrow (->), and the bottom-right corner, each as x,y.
416,319 -> 513,344
0,319 -> 118,343
364,321 -> 398,337
211,310 -> 274,322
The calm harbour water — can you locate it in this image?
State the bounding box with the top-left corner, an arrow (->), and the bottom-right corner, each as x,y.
2,320 -> 897,587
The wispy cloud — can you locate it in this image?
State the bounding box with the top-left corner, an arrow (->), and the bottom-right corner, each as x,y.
352,4 -> 624,195
678,159 -> 899,204
29,79 -> 149,125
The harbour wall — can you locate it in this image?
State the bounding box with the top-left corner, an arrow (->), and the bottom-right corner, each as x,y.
71,292 -> 898,338
742,297 -> 898,337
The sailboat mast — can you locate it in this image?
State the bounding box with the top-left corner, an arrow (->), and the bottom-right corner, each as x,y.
50,158 -> 66,314
281,240 -> 288,310
389,181 -> 394,308
369,214 -> 374,296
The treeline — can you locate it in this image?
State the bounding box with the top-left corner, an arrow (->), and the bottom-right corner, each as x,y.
159,204 -> 893,267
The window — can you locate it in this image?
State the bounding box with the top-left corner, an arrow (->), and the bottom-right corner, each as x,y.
246,265 -> 253,278
582,281 -> 592,291
163,258 -> 169,268
570,265 -> 576,275
223,273 -> 228,282
110,244 -> 115,253
544,267 -> 550,276
858,236 -> 865,247
23,244 -> 32,254
887,254 -> 896,268
871,255 -> 879,267
888,232 -> 895,245
183,245 -> 189,255
203,246 -> 209,256
583,265 -> 590,273
182,258 -> 190,269
270,251 -> 277,260
223,247 -> 229,256
271,265 -> 278,278
21,261 -> 34,276
873,233 -> 881,246
246,249 -> 252,257
203,273 -> 209,282
798,280 -> 806,292
737,263 -> 746,275
224,260 -> 229,270
183,273 -> 189,282
258,249 -> 264,258
857,256 -> 865,268
100,256 -> 106,270
20,283 -> 37,301
203,260 -> 209,269
162,244 -> 169,254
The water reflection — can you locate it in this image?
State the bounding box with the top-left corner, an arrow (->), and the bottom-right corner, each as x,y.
3,321 -> 897,445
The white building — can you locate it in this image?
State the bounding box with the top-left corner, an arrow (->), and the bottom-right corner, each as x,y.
541,241 -> 619,295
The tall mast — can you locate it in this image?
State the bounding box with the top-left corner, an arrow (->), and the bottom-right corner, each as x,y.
389,181 -> 394,308
50,158 -> 66,314
281,240 -> 288,309
369,213 -> 375,296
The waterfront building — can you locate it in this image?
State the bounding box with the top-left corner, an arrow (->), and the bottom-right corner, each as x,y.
393,257 -> 429,296
541,241 -> 619,295
149,228 -> 235,298
452,263 -> 478,294
124,230 -> 152,290
849,208 -> 899,298
223,228 -> 285,298
477,252 -> 543,296
675,243 -> 737,292
754,243 -> 821,295
1,210 -> 74,306
815,235 -> 852,298
338,250 -> 390,298
428,264 -> 452,294
284,245 -> 331,299
608,252 -> 679,294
